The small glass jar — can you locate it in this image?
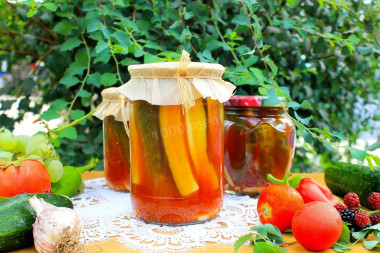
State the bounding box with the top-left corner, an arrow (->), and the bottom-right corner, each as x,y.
224,96 -> 296,196
129,98 -> 224,225
103,115 -> 130,191
95,87 -> 131,192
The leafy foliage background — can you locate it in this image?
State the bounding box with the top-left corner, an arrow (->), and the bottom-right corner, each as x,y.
0,0 -> 379,171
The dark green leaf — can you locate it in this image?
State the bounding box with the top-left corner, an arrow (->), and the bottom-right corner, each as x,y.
101,73 -> 118,87
54,20 -> 74,35
50,99 -> 68,111
77,89 -> 92,98
250,68 -> 265,82
96,40 -> 109,53
87,73 -> 101,87
60,38 -> 82,51
120,58 -> 140,66
59,76 -> 80,87
232,9 -> 250,27
261,56 -> 278,76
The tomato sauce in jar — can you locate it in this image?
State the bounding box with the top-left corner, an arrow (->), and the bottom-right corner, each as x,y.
224,96 -> 296,196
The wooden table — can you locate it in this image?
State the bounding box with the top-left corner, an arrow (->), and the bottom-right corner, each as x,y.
14,173 -> 371,253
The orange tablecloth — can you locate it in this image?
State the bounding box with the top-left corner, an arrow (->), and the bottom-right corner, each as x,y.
14,173 -> 371,253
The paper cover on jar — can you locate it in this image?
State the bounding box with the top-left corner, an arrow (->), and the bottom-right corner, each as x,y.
93,87 -> 129,122
117,51 -> 236,111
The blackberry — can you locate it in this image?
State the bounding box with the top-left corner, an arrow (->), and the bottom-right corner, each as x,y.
340,208 -> 356,224
370,214 -> 380,225
350,222 -> 371,232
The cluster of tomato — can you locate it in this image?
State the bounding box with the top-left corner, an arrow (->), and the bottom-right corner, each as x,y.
257,174 -> 342,251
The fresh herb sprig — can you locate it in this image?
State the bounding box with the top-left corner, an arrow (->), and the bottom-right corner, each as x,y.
234,224 -> 288,253
333,223 -> 380,252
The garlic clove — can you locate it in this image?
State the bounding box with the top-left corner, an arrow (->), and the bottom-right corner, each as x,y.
29,196 -> 83,253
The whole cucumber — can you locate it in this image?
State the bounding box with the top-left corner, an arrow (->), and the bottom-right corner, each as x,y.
324,162 -> 380,209
0,193 -> 73,252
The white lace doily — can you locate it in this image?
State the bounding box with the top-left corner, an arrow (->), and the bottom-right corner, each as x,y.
73,178 -> 260,253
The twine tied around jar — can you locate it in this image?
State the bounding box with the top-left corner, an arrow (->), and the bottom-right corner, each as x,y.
176,50 -> 195,111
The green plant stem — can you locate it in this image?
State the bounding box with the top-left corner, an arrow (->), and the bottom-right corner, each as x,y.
210,8 -> 241,65
240,1 -> 275,88
54,108 -> 98,134
124,28 -> 143,49
76,162 -> 96,174
108,40 -> 124,85
66,17 -> 91,119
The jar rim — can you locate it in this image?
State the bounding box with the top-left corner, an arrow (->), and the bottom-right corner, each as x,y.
224,95 -> 286,107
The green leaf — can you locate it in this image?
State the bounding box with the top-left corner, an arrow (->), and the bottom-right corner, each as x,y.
27,8 -> 38,17
145,52 -> 166,63
120,58 -> 140,66
254,241 -> 287,253
349,147 -> 367,162
40,110 -> 61,121
60,38 -> 82,51
303,130 -> 313,144
70,110 -> 86,125
332,242 -> 352,252
357,47 -> 372,55
53,20 -> 74,36
264,88 -> 281,106
50,99 -> 68,110
363,240 -> 379,250
96,40 -> 109,53
166,9 -> 180,20
347,34 -> 360,45
261,56 -> 278,77
59,76 -> 80,87
322,139 -> 336,151
250,68 -> 265,82
57,127 -> 77,140
100,73 -> 118,87
87,72 -> 101,87
283,18 -> 295,29
286,0 -> 295,6
180,26 -> 192,43
278,87 -> 291,101
294,111 -> 312,125
231,9 -> 250,27
317,0 -> 324,8
43,3 -> 57,12
77,89 -> 92,98
234,233 -> 252,253
338,224 -> 351,243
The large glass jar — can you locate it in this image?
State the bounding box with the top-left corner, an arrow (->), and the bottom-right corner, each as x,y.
103,115 -> 130,191
224,96 -> 296,196
129,98 -> 224,225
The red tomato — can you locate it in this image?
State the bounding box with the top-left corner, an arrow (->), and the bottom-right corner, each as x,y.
292,201 -> 343,251
257,184 -> 304,232
0,160 -> 51,197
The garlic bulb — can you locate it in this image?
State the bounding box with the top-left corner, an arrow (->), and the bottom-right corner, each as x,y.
29,196 -> 83,253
